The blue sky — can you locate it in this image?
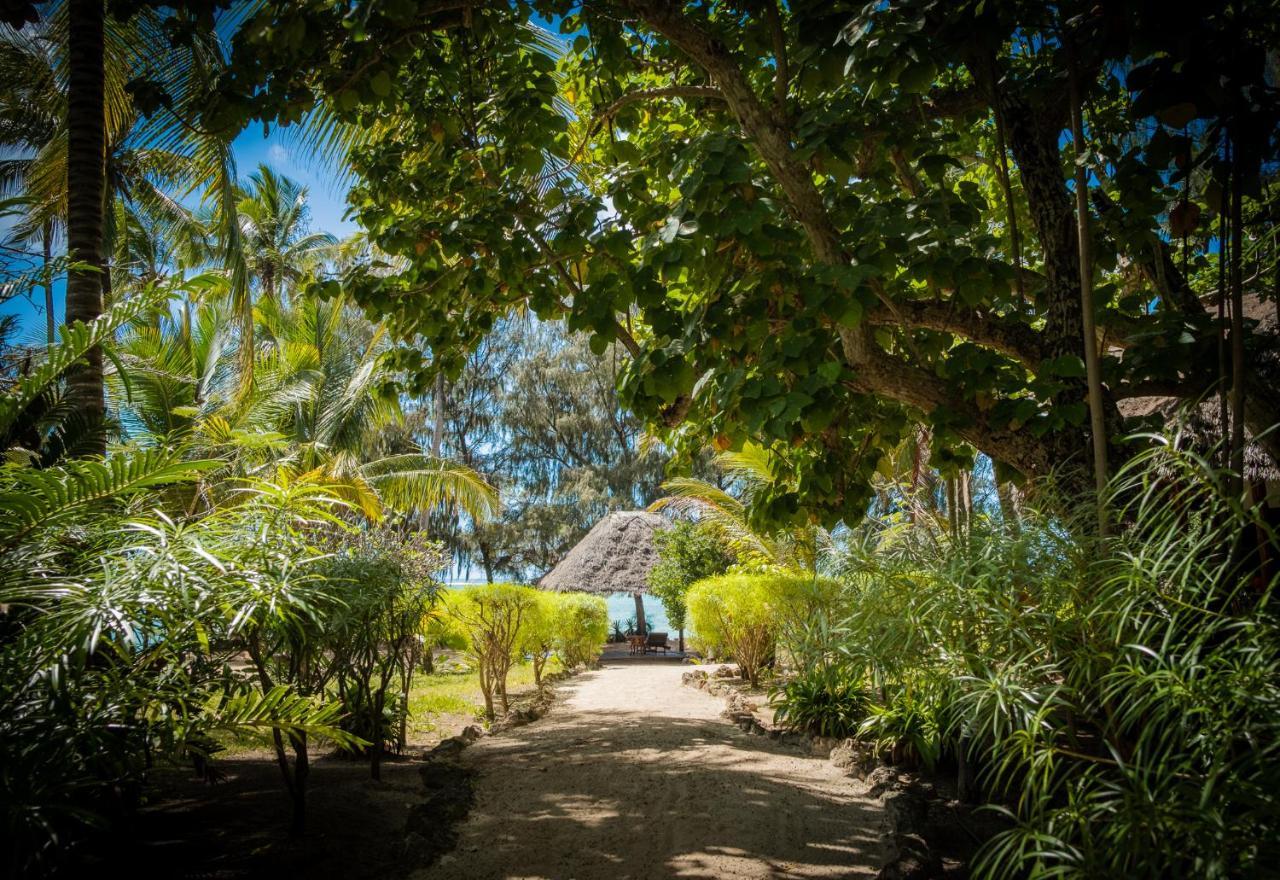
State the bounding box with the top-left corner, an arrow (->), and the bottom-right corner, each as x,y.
0,127 -> 356,340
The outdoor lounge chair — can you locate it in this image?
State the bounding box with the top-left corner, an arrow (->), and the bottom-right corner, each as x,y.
644,632 -> 670,654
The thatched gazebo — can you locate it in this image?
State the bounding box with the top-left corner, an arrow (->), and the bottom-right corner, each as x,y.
539,511 -> 669,635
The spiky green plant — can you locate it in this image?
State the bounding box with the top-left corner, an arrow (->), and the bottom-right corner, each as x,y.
812,438 -> 1280,878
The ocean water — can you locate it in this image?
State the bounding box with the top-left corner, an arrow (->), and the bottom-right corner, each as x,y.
604,592 -> 676,635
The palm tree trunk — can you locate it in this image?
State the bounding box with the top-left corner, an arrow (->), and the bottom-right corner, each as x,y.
65,0 -> 107,455
432,371 -> 446,456
1228,145 -> 1246,494
42,223 -> 54,345
633,593 -> 647,636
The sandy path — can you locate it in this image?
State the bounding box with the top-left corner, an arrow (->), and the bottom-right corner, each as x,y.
414,658 -> 886,880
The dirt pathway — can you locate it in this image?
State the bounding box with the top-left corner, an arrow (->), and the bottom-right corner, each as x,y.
415,657 -> 886,880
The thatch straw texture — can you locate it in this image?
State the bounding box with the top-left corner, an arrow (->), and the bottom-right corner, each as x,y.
538,511 -> 669,595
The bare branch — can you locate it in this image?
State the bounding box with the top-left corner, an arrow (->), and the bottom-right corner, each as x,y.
595,86 -> 725,123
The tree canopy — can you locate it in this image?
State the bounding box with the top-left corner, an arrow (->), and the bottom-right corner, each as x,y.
211,0 -> 1280,526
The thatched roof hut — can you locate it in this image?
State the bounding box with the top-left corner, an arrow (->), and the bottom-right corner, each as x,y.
539,511 -> 669,596
1118,394 -> 1280,484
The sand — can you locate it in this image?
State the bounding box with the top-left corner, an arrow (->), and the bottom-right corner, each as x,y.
416,656 -> 887,880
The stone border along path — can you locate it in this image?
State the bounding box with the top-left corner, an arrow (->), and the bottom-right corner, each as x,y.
412,658 -> 888,880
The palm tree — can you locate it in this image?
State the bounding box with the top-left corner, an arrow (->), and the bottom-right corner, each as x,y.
236,165 -> 337,305
0,23 -> 60,343
109,283 -> 498,524
649,443 -> 821,570
1,3 -> 255,452
64,0 -> 106,454
247,292 -> 498,523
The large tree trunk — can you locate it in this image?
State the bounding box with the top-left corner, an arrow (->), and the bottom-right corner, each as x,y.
65,0 -> 107,455
42,224 -> 54,345
633,593 -> 647,636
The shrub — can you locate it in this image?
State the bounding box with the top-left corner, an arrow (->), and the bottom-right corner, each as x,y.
687,574 -> 776,685
317,528 -> 445,777
769,664 -> 871,739
448,583 -> 538,720
687,571 -> 845,685
551,592 -> 609,669
814,444 -> 1280,877
518,591 -> 559,684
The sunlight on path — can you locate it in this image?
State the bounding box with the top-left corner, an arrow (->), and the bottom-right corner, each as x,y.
415,658 -> 886,880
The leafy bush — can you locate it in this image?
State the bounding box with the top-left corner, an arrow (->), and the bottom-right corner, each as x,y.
551,592 -> 609,669
687,571 -> 845,685
518,591 -> 559,684
687,574 -> 776,685
769,664 -> 871,739
814,443 -> 1280,877
0,468 -> 362,867
317,528 -> 446,775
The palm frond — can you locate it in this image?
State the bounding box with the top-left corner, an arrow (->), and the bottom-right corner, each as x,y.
359,454 -> 500,521
0,447 -> 218,548
0,291 -> 163,438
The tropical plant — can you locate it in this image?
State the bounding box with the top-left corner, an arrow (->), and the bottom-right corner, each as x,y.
647,519 -> 733,653
247,292 -> 500,524
319,527 -> 445,778
770,664 -> 871,740
236,164 -> 337,304
805,438 -> 1280,877
550,592 -> 609,671
686,574 -> 778,686
650,444 -> 823,570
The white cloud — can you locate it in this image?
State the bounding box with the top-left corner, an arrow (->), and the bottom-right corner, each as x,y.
266,143 -> 290,164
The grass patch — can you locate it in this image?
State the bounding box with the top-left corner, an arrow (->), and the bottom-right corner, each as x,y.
406,657 -> 556,736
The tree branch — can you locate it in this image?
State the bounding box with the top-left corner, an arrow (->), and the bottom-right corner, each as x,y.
867,300 -> 1040,367
595,86 -> 725,123
622,0 -> 870,364
843,349 -> 1059,480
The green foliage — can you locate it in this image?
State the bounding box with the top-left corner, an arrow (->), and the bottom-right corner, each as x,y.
448,582 -> 539,719
315,528 -> 445,762
222,0 -> 1280,524
687,574 -> 775,686
0,291 -> 159,443
518,590 -> 560,684
0,470 -> 359,873
809,445 -> 1280,877
647,520 -> 733,636
432,320 -> 666,579
769,664 -> 871,740
550,592 -> 609,670
688,569 -> 847,685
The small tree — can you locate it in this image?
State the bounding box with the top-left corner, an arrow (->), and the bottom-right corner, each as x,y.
449,583 -> 536,720
648,521 -> 733,653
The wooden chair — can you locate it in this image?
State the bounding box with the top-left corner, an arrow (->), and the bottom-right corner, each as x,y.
643,632 -> 670,654
627,634 -> 647,655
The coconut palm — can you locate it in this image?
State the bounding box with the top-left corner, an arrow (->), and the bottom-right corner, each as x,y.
0,3 -> 255,452
235,165 -> 336,305
649,443 -> 821,570
247,292 -> 497,522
